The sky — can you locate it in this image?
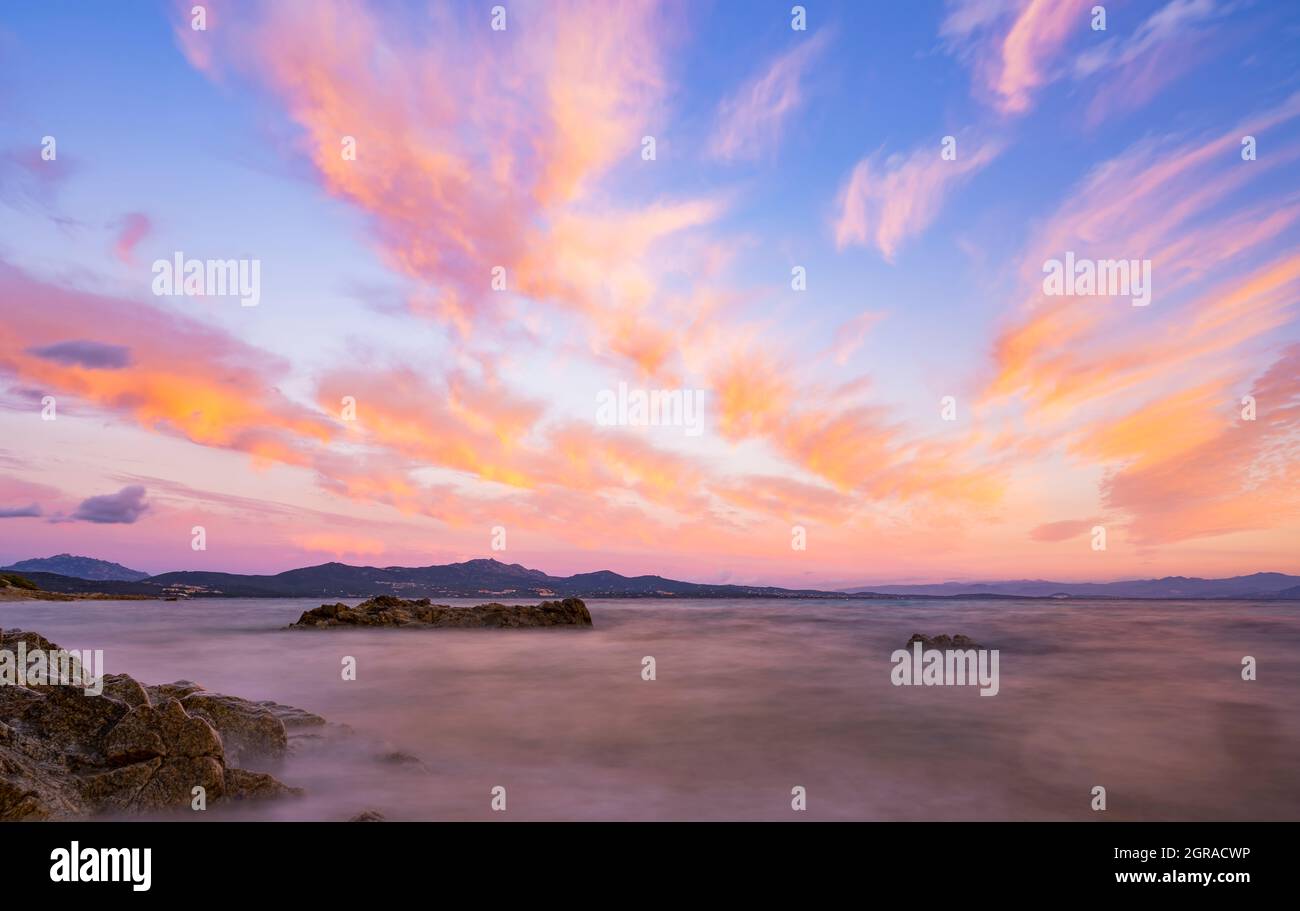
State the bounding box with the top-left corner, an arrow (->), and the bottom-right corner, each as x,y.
0,0 -> 1298,587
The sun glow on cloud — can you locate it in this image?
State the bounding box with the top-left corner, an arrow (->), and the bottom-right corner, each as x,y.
0,0 -> 1296,584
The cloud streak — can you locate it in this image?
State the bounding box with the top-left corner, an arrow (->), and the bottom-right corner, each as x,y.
72,485 -> 150,524
708,31 -> 830,162
27,340 -> 132,370
834,136 -> 1000,260
0,504 -> 42,519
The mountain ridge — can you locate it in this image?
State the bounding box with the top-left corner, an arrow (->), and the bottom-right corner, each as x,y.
1,554 -> 150,582
840,571 -> 1300,599
3,555 -> 1299,600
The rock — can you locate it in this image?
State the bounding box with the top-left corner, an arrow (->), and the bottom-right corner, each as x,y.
104,699 -> 223,765
80,699 -> 228,813
80,760 -> 164,812
102,709 -> 168,765
906,633 -> 984,650
180,692 -> 288,767
225,767 -> 302,801
146,680 -> 204,701
379,748 -> 418,764
348,809 -> 386,822
289,596 -> 593,629
20,682 -> 129,758
102,674 -> 150,707
257,700 -> 327,731
140,755 -> 226,811
0,723 -> 89,819
0,627 -> 307,820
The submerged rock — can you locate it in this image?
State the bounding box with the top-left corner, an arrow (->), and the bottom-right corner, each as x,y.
906,633 -> 984,650
348,809 -> 387,822
0,627 -> 303,820
289,595 -> 593,630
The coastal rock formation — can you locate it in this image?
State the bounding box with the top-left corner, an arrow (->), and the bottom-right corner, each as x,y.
906,633 -> 984,650
0,627 -> 302,820
289,595 -> 593,629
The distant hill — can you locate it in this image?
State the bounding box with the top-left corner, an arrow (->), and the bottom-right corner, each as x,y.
140,558 -> 845,599
840,572 -> 1300,599
12,557 -> 1300,600
2,554 -> 150,582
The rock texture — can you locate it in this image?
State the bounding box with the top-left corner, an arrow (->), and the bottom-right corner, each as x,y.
906,633 -> 984,650
0,627 -> 303,820
289,595 -> 593,629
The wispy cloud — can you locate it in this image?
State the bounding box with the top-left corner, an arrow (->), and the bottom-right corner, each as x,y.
827,311 -> 884,366
111,212 -> 151,265
707,31 -> 830,162
990,0 -> 1092,114
1074,0 -> 1220,78
175,0 -> 678,338
942,0 -> 1225,119
981,93 -> 1300,545
834,135 -> 1000,260
1076,0 -> 1226,125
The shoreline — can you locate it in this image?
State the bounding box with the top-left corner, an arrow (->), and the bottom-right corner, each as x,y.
0,590 -> 157,603
3,590 -> 1299,604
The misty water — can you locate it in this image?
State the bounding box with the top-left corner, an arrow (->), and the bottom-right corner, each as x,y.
3,597 -> 1297,821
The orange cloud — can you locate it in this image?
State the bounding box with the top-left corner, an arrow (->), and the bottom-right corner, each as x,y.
0,261 -> 332,464
176,0 -> 703,381
1093,347 -> 1300,545
980,96 -> 1300,547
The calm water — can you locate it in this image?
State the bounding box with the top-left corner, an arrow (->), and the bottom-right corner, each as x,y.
2,597 -> 1297,821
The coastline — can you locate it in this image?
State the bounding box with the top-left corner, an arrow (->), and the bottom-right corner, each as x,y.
0,590 -> 157,603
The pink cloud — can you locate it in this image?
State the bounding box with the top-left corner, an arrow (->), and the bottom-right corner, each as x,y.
943,0 -> 1227,120
992,0 -> 1091,114
112,212 -> 151,265
828,310 -> 885,365
707,30 -> 830,162
834,136 -> 1000,260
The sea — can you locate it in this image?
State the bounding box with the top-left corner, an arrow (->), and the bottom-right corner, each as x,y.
2,596 -> 1297,821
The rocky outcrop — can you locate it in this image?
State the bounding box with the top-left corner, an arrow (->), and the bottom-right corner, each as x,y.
906,633 -> 984,650
289,595 -> 593,629
0,627 -> 303,820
